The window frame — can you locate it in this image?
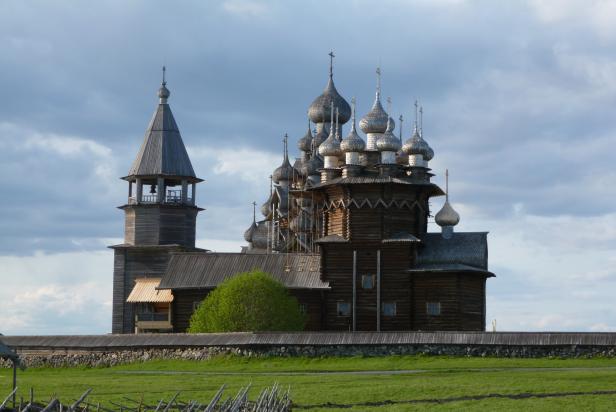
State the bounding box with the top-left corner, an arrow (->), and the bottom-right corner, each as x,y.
426,302 -> 441,316
382,302 -> 397,317
361,274 -> 375,290
336,302 -> 351,317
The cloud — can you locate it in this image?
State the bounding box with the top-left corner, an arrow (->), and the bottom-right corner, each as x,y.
221,0 -> 269,17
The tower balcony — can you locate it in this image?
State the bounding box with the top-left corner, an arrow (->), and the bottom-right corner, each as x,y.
128,190 -> 194,205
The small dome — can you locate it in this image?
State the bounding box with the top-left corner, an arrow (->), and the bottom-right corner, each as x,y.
260,197 -> 272,217
341,100 -> 366,153
308,76 -> 352,125
359,94 -> 388,134
272,155 -> 296,183
297,121 -> 313,153
312,128 -> 328,148
376,117 -> 401,152
243,221 -> 257,242
301,152 -> 323,176
402,124 -> 432,159
251,221 -> 270,249
319,126 -> 342,157
435,200 -> 460,227
158,84 -> 170,100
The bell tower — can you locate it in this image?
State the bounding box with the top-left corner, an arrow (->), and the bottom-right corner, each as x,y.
111,68 -> 203,334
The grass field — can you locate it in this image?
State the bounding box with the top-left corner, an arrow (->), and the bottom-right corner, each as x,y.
3,355 -> 616,411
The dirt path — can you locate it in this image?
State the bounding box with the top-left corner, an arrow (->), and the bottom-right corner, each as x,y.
113,365 -> 616,376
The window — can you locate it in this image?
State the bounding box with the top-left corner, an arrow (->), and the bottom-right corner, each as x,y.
192,301 -> 202,311
362,274 -> 375,289
337,302 -> 351,317
426,302 -> 441,316
299,303 -> 307,314
382,302 -> 397,317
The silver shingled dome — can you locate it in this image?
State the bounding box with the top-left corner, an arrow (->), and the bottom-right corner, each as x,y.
341,99 -> 365,153
359,94 -> 389,134
297,121 -> 313,153
376,117 -> 401,152
308,76 -> 351,125
243,221 -> 257,242
402,124 -> 432,159
272,156 -> 295,183
435,200 -> 460,227
318,126 -> 342,157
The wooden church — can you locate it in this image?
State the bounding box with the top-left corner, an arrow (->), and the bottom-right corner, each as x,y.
111,59 -> 494,334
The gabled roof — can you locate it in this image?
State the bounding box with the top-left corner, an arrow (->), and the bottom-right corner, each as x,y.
413,232 -> 492,276
126,102 -> 197,179
159,253 -> 329,290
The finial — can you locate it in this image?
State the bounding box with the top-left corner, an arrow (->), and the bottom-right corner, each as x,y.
399,114 -> 404,142
328,50 -> 335,79
283,133 -> 289,161
162,66 -> 166,86
445,169 -> 449,201
419,105 -> 424,136
376,67 -> 382,97
252,201 -> 257,223
414,100 -> 418,125
329,101 -> 334,132
386,96 -> 392,114
335,107 -> 340,140
350,97 -> 357,132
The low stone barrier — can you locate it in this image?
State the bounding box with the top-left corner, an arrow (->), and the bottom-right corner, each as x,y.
3,343 -> 616,368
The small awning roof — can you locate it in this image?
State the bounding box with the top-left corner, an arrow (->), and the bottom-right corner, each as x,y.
127,278 -> 174,303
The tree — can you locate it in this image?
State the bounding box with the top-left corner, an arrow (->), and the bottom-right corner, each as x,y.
188,270 -> 306,333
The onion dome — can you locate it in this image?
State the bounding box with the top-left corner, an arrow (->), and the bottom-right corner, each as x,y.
319,104 -> 342,158
435,170 -> 460,227
244,221 -> 257,242
312,127 -> 328,148
341,98 -> 366,153
260,196 -> 272,217
301,143 -> 323,176
251,221 -> 270,249
244,202 -> 258,242
435,201 -> 460,227
376,117 -> 401,152
297,119 -> 313,153
308,53 -> 351,124
359,68 -> 389,134
272,134 -> 296,183
402,123 -> 431,158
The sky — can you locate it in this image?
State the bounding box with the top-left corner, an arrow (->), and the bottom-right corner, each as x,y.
1,0 -> 615,334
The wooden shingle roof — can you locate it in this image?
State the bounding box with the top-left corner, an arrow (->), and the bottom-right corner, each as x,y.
159,253 -> 329,290
126,102 -> 197,179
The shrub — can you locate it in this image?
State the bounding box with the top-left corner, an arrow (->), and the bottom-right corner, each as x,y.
188,270 -> 306,333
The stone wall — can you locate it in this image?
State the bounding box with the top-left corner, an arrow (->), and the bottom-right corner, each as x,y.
3,343 -> 616,368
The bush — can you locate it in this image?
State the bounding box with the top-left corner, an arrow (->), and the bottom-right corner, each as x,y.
188,270 -> 306,333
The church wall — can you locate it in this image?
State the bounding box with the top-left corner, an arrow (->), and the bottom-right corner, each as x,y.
112,247 -> 177,334
320,243 -> 415,331
411,273 -> 487,331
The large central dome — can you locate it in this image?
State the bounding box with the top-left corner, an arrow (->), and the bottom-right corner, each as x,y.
308,56 -> 351,124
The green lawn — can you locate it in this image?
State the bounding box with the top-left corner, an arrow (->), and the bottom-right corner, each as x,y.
3,355 -> 616,411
